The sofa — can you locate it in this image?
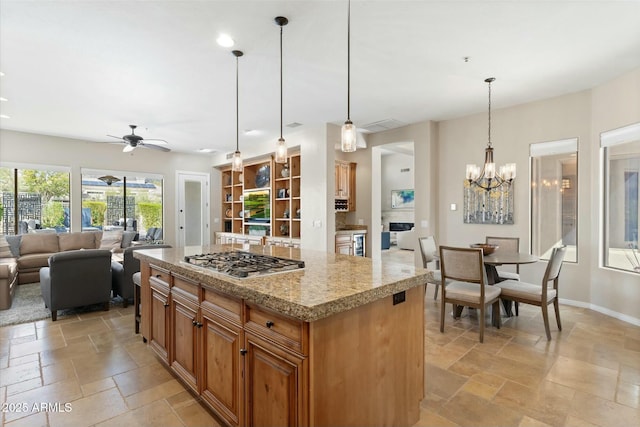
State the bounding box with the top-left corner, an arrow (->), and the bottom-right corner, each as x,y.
4,229 -> 137,284
0,258 -> 18,310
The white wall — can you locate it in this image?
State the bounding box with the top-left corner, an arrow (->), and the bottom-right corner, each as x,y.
0,129 -> 213,247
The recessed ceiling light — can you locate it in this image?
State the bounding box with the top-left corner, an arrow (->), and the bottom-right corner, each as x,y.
244,129 -> 261,136
216,34 -> 234,48
0,72 -> 4,77
197,148 -> 216,153
0,114 -> 10,119
0,97 -> 7,102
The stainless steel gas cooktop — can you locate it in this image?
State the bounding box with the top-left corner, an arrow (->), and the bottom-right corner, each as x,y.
183,251 -> 305,278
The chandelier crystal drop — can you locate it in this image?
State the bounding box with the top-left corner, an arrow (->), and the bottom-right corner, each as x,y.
231,50 -> 244,172
465,77 -> 516,191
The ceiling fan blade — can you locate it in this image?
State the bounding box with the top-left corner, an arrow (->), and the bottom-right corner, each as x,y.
142,138 -> 168,145
107,134 -> 124,140
123,144 -> 136,153
141,142 -> 171,152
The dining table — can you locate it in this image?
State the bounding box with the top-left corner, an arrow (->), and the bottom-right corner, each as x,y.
483,252 -> 539,316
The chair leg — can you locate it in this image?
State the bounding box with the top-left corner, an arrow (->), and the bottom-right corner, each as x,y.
553,299 -> 562,331
515,301 -> 519,316
433,283 -> 439,300
51,310 -> 57,322
492,301 -> 501,329
440,295 -> 446,333
541,303 -> 551,341
479,306 -> 485,343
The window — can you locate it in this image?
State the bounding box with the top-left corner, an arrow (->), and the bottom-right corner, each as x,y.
80,169 -> 163,241
601,123 -> 640,273
530,138 -> 578,262
0,165 -> 71,236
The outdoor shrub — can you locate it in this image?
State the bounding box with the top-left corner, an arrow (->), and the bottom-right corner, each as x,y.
42,201 -> 65,228
82,201 -> 107,226
138,202 -> 162,229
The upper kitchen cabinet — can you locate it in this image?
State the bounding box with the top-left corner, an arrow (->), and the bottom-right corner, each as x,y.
335,160 -> 356,212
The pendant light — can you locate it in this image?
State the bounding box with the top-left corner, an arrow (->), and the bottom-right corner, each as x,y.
465,77 -> 516,191
231,50 -> 244,172
274,16 -> 289,164
341,0 -> 357,152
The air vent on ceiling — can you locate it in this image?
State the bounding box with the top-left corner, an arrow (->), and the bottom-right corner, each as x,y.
286,122 -> 302,128
226,152 -> 234,160
361,119 -> 405,133
400,168 -> 410,173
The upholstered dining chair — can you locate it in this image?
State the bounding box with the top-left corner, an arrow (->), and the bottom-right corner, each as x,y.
486,236 -> 521,314
439,246 -> 502,343
418,236 -> 442,300
495,246 -> 567,341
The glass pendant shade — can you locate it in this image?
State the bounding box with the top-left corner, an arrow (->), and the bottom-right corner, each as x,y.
275,138 -> 287,163
341,120 -> 357,152
231,150 -> 243,172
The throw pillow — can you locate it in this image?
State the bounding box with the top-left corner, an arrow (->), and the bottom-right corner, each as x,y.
121,231 -> 137,249
5,235 -> 22,257
100,230 -> 123,253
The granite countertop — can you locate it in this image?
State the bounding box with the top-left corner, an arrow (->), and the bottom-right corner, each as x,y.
134,244 -> 433,322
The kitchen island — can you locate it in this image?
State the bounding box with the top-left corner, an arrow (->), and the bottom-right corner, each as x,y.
135,244 -> 432,427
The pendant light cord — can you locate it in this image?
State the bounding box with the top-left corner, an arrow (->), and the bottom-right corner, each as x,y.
487,79 -> 492,148
236,54 -> 239,152
347,0 -> 351,121
280,24 -> 283,139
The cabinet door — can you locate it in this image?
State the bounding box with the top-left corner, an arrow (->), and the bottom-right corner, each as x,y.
171,292 -> 199,392
201,310 -> 243,427
335,235 -> 354,256
149,280 -> 170,361
244,333 -> 306,427
334,163 -> 341,197
339,163 -> 350,198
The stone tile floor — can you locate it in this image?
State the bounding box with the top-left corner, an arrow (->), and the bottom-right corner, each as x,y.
0,288 -> 638,426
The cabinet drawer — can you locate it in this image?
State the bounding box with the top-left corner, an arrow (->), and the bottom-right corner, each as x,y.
245,303 -> 307,355
202,287 -> 243,325
150,265 -> 171,287
172,275 -> 199,301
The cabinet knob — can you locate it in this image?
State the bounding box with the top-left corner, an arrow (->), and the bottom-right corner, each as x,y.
155,274 -> 162,278
164,302 -> 169,308
266,320 -> 274,328
192,319 -> 198,326
240,349 -> 248,356
197,322 -> 203,328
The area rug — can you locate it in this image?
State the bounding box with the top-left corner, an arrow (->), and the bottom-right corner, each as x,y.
0,283 -> 123,327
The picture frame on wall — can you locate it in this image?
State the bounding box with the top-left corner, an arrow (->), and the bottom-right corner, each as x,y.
391,189 -> 415,209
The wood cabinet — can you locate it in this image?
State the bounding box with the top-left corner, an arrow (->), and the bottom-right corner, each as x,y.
244,332 -> 306,427
335,234 -> 354,255
140,260 -> 424,427
221,153 -> 301,239
335,160 -> 356,212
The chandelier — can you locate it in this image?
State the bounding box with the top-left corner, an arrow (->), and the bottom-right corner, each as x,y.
465,77 -> 516,191
231,50 -> 244,172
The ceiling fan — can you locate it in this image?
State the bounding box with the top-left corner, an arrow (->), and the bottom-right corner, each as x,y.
107,124 -> 170,152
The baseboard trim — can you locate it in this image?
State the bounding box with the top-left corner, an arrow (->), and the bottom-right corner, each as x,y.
559,298 -> 640,327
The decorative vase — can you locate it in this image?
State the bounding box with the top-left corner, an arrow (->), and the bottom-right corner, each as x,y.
281,164 -> 290,178
280,223 -> 289,236
283,208 -> 289,218
296,208 -> 301,218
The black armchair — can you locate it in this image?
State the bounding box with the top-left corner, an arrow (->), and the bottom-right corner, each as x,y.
111,244 -> 172,307
40,249 -> 113,321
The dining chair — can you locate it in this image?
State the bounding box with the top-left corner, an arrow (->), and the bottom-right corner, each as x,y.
418,236 -> 442,300
486,236 -> 521,314
494,246 -> 567,341
439,246 -> 502,343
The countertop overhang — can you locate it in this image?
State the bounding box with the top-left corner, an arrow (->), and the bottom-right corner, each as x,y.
134,244 -> 432,322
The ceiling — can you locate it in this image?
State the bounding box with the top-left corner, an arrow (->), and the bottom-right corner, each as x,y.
1,0 -> 639,155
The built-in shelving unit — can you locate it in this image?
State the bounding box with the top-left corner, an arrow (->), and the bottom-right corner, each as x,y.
221,153 -> 301,240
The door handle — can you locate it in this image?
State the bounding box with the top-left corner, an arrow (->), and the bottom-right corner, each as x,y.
240,349 -> 248,356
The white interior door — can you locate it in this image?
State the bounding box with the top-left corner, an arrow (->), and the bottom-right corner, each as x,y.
177,172 -> 210,247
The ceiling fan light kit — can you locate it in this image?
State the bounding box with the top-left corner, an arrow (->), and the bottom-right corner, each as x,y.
274,16 -> 289,164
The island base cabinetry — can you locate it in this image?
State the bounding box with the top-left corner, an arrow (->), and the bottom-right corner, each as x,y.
140,261 -> 424,427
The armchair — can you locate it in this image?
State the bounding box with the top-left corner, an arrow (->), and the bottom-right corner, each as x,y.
39,249 -> 113,321
111,244 -> 172,307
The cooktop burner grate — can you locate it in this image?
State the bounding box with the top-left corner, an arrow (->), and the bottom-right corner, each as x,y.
183,251 -> 305,278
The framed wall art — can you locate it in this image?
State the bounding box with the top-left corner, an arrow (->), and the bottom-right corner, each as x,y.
391,189 -> 415,209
